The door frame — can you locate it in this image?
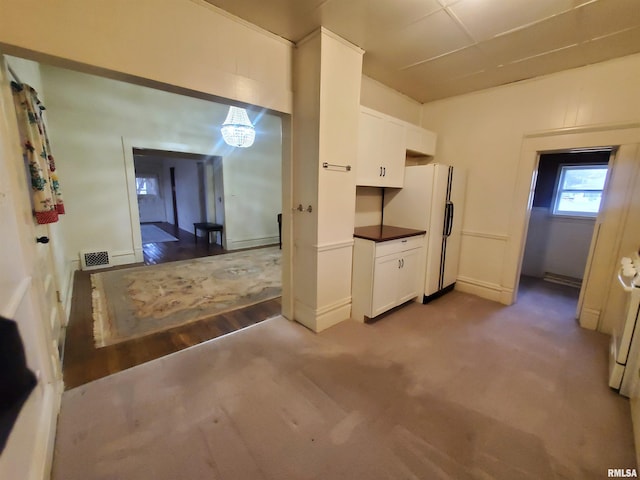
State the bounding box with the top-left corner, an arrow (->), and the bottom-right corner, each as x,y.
0,53 -> 62,480
504,122 -> 640,332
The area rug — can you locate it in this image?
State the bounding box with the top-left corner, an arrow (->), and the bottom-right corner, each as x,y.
91,247 -> 281,347
140,224 -> 178,244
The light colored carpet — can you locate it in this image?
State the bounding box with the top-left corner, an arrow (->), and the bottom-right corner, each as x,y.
54,279 -> 636,479
140,224 -> 178,244
91,247 -> 281,347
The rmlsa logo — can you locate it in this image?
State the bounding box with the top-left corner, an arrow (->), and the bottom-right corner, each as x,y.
608,469 -> 638,478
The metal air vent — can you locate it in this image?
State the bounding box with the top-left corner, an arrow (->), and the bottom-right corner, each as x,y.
80,250 -> 111,270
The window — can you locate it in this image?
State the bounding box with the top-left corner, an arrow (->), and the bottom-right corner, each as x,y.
135,176 -> 159,196
552,164 -> 607,217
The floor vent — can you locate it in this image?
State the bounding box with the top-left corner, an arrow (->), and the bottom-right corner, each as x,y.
543,272 -> 582,289
80,250 -> 111,270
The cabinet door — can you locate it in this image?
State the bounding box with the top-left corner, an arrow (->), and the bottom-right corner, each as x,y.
405,124 -> 424,153
397,248 -> 421,304
371,254 -> 399,317
356,109 -> 386,186
405,125 -> 437,157
381,118 -> 406,188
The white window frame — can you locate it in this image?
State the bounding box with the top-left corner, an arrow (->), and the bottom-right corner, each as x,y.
551,163 -> 608,218
135,175 -> 160,196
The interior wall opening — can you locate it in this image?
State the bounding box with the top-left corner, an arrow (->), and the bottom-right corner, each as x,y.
2,53 -> 290,389
519,148 -> 614,313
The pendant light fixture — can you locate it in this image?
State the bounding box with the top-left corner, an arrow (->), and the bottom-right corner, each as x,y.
221,106 -> 255,148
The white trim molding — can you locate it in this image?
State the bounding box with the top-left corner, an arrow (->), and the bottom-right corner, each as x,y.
226,236 -> 280,251
461,230 -> 509,242
294,296 -> 352,333
456,275 -> 506,303
316,239 -> 355,252
579,307 -> 600,330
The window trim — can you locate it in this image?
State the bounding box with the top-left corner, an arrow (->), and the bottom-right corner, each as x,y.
551,163 -> 608,218
135,175 -> 160,196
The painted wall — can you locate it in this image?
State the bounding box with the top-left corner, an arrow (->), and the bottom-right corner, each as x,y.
292,29 -> 363,332
0,0 -> 292,114
521,208 -> 594,280
420,53 -> 640,309
134,157 -> 168,223
161,158 -> 205,232
360,75 -> 421,125
39,65 -> 281,269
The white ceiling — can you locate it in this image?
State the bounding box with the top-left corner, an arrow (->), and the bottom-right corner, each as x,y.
204,0 -> 640,103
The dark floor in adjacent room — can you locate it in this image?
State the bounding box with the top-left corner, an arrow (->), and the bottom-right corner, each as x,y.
53,278 -> 635,479
61,221 -> 281,389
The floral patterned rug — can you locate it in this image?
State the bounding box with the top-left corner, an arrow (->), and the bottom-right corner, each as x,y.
91,247 -> 281,347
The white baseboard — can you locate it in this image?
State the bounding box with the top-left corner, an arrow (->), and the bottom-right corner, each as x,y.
294,297 -> 351,332
111,250 -> 139,266
227,236 -> 279,251
455,276 -> 504,303
579,307 -> 600,330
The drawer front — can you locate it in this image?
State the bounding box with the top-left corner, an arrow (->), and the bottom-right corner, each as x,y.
375,235 -> 424,258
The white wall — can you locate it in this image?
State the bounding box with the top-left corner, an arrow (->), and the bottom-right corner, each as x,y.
421,53 -> 640,310
360,75 -> 421,125
40,65 -> 281,269
0,0 -> 292,114
134,157 -> 168,223
292,29 -> 363,332
162,158 -> 205,232
521,208 -> 594,280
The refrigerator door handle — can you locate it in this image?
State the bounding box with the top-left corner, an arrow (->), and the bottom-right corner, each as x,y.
444,202 -> 454,237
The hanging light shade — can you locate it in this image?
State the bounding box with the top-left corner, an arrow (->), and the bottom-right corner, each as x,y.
221,106 -> 255,148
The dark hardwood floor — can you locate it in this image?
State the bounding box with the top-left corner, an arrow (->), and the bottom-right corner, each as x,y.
142,222 -> 225,265
62,222 -> 281,390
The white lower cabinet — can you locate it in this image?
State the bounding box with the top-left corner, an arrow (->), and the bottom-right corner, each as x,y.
351,235 -> 424,322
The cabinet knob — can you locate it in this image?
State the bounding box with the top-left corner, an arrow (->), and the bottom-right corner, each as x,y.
36,236 -> 49,244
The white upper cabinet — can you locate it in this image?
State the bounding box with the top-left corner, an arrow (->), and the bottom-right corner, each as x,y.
405,123 -> 437,157
356,107 -> 406,187
356,106 -> 437,188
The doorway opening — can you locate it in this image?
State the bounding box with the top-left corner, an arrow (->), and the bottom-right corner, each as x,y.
133,148 -> 224,265
0,59 -> 290,389
519,148 -> 613,313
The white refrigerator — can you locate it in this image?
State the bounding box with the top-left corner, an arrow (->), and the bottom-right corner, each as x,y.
383,163 -> 465,302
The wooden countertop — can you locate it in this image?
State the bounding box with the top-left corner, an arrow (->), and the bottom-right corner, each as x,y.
353,225 -> 426,242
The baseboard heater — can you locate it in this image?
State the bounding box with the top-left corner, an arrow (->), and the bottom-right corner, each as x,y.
80,250 -> 111,270
543,272 -> 582,288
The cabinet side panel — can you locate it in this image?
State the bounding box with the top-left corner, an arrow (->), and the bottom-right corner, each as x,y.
351,238 -> 375,322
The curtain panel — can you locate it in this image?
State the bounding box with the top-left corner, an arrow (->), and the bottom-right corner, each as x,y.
11,82 -> 64,224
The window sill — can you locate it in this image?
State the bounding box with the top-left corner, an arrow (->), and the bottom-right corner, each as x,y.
549,213 -> 597,222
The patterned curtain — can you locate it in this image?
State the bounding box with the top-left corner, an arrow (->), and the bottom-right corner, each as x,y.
11,82 -> 64,224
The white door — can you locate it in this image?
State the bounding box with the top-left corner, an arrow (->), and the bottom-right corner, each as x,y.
372,254 -> 400,317
356,109 -> 387,186
0,55 -> 62,480
397,248 -> 421,304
